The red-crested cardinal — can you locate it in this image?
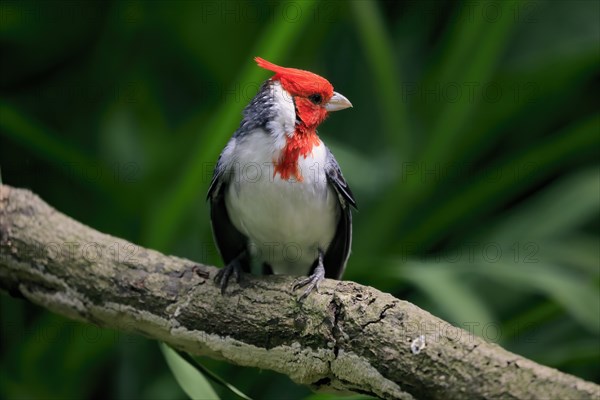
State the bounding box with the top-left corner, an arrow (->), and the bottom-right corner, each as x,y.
208,57 -> 356,299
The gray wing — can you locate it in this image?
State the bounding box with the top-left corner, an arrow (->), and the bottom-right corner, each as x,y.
207,80 -> 275,270
323,149 -> 357,279
207,150 -> 251,271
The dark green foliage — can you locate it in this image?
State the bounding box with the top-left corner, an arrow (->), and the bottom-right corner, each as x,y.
1,0 -> 598,398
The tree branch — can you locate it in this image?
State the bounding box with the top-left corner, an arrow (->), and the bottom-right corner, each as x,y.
0,184 -> 598,399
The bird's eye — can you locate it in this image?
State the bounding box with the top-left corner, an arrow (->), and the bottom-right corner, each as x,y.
308,94 -> 323,105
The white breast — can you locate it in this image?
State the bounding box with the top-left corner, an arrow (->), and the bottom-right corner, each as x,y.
225,131 -> 339,276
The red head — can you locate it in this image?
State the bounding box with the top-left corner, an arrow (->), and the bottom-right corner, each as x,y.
255,57 -> 351,131
255,57 -> 352,181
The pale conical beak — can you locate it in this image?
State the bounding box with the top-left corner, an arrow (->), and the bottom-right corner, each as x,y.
325,91 -> 352,112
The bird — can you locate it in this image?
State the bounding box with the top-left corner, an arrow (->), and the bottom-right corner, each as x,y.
207,57 -> 356,300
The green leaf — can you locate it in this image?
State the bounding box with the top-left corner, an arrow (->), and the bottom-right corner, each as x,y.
396,113 -> 600,250
160,343 -> 253,400
421,0 -> 517,167
0,102 -> 113,194
327,140 -> 396,195
351,0 -> 411,158
399,260 -> 600,334
359,1 -> 514,251
398,261 -> 496,331
538,236 -> 600,278
479,261 -> 600,334
489,168 -> 600,242
159,343 -> 220,400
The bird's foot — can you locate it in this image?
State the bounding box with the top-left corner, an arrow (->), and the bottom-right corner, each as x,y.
214,257 -> 244,294
293,255 -> 325,301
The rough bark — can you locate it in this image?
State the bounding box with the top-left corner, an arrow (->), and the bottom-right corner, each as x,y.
0,184 -> 598,400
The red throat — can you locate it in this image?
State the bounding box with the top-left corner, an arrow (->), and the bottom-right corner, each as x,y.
274,127 -> 320,182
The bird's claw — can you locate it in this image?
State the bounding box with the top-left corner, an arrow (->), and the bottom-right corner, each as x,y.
214,259 -> 243,294
293,259 -> 325,302
293,275 -> 322,301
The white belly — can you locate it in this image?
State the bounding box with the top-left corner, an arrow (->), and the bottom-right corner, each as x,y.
225,133 -> 339,275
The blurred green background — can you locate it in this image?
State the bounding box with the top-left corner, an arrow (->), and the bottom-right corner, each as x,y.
1,0 -> 598,398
